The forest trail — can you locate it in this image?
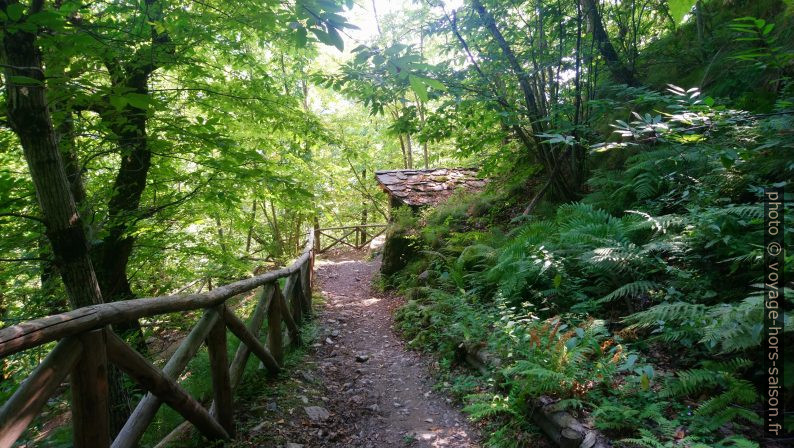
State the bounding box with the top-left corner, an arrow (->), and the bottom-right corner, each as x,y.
238,251 -> 480,447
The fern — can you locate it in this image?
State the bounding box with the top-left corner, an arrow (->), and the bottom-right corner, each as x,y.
619,429 -> 715,448
463,393 -> 518,420
662,359 -> 761,432
628,288 -> 793,353
599,280 -> 661,304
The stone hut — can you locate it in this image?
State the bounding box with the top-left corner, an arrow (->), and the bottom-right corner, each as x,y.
374,168 -> 486,213
375,168 -> 487,275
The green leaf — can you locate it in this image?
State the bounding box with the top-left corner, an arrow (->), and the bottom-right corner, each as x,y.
295,27 -> 308,48
327,27 -> 344,51
6,3 -> 25,21
354,50 -> 371,64
408,75 -> 428,102
9,75 -> 42,86
310,27 -> 342,51
109,95 -> 128,110
28,10 -> 63,28
640,372 -> 650,390
125,93 -> 152,110
423,77 -> 447,91
668,0 -> 697,25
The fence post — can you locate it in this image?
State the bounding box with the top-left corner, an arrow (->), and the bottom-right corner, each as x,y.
300,261 -> 312,317
313,220 -> 320,253
207,306 -> 234,436
72,329 -> 110,448
286,273 -> 303,325
309,249 -> 315,294
267,284 -> 284,365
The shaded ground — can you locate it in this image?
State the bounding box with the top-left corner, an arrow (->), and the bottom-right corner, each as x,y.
232,250 -> 480,447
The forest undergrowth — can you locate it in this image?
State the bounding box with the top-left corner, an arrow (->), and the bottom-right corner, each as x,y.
1,0 -> 793,446
388,85 -> 793,448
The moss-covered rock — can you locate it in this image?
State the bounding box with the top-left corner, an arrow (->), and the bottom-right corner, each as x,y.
380,225 -> 419,276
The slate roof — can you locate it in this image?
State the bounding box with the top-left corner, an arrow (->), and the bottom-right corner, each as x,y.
374,168 -> 487,207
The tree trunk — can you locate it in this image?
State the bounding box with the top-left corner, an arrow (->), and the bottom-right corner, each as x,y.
573,0 -> 587,182
583,0 -> 638,86
0,0 -> 104,310
360,169 -> 368,245
0,0 -> 137,435
405,134 -> 413,169
472,0 -> 578,200
263,200 -> 284,257
398,134 -> 408,169
92,69 -> 152,357
215,215 -> 228,256
38,236 -> 67,315
246,199 -> 257,253
472,0 -> 543,132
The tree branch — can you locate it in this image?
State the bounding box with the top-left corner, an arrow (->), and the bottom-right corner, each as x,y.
135,176 -> 213,222
345,156 -> 388,221
0,212 -> 46,224
0,256 -> 48,263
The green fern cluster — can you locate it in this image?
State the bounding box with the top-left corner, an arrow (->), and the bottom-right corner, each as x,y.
619,429 -> 759,448
662,359 -> 762,433
493,314 -> 620,400
626,287 -> 793,353
390,88 -> 793,446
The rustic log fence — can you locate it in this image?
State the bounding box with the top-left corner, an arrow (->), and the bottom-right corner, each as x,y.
0,232 -> 316,448
314,223 -> 387,253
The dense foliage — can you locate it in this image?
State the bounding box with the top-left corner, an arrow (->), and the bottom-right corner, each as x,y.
1,0 -> 792,446
391,88 -> 793,448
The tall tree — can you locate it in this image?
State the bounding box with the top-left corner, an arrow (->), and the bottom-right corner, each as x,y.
0,0 -> 104,310
583,0 -> 639,86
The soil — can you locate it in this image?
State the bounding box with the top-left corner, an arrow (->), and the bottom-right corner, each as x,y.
233,250 -> 481,448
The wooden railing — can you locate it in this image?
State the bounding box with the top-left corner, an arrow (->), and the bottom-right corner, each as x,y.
0,231 -> 316,448
315,223 -> 387,253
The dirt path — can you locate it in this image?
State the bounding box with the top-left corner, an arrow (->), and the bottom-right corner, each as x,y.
235,251 -> 480,447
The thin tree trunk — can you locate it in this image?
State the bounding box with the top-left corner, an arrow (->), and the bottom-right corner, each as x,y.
574,0 -> 584,128
573,0 -> 586,183
472,0 -> 543,132
405,134 -> 413,169
263,201 -> 284,257
398,134 -> 408,169
371,0 -> 382,37
246,199 -> 257,253
419,29 -> 430,169
413,93 -> 430,169
215,215 -> 228,255
360,168 -> 368,245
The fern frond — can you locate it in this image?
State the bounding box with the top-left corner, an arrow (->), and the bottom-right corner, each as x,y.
624,302 -> 707,328
599,281 -> 660,303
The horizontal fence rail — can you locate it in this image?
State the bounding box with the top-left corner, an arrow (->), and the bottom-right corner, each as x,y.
315,223 -> 387,253
0,231 -> 316,448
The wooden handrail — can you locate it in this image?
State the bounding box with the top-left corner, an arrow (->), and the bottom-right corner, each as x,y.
317,223 -> 387,231
0,230 -> 317,448
314,223 -> 388,253
112,308 -> 220,448
0,233 -> 313,358
0,337 -> 83,447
